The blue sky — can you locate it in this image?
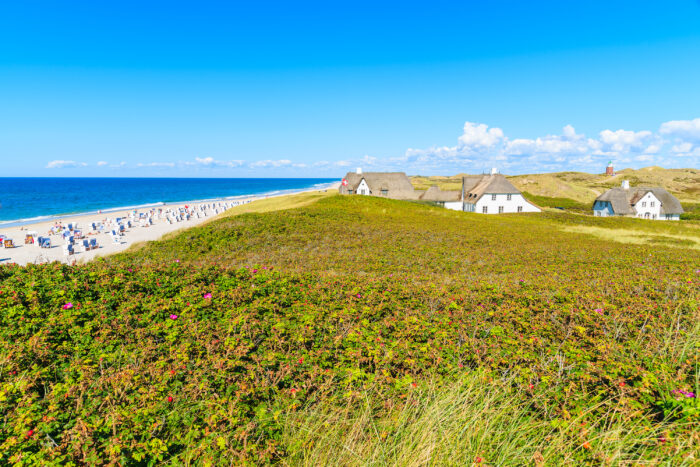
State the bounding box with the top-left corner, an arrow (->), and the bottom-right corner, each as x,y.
1,0 -> 700,177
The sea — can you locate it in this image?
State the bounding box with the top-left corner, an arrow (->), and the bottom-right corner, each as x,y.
0,177 -> 338,227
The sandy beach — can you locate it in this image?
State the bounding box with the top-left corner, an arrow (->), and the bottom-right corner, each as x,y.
0,184 -> 339,266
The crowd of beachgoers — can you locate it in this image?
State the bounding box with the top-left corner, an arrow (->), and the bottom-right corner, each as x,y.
0,200 -> 249,266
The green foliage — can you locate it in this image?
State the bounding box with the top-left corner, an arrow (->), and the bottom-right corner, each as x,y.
521,192 -> 590,212
680,203 -> 700,221
1,195 -> 698,464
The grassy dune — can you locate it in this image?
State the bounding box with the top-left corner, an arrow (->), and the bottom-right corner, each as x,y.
1,195 -> 698,464
411,167 -> 700,211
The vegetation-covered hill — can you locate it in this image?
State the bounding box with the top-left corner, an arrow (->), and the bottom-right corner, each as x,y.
410,166 -> 700,203
1,194 -> 698,464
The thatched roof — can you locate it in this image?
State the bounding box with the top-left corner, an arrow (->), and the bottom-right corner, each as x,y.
462,174 -> 521,202
419,185 -> 462,202
339,172 -> 418,199
594,187 -> 684,215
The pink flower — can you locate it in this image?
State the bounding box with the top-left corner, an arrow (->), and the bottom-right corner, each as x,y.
175,259 -> 180,263
252,269 -> 258,273
128,268 -> 133,272
62,303 -> 73,310
203,293 -> 212,299
169,314 -> 178,320
594,308 -> 603,314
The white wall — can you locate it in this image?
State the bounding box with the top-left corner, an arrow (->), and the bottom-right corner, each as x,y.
472,193 -> 540,214
357,179 -> 370,195
633,192 -> 662,220
444,201 -> 463,211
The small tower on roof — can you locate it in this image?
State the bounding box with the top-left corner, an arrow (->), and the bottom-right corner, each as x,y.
606,161 -> 614,176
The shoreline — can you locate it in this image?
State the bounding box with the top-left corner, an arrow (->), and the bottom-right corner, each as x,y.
0,182 -> 338,229
0,182 -> 340,266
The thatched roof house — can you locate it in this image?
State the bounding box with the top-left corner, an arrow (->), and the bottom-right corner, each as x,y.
462,174 -> 522,202
339,170 -> 418,200
418,185 -> 462,202
460,172 -> 540,214
593,181 -> 683,220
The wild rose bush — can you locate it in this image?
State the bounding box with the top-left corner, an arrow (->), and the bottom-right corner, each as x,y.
0,195 -> 698,464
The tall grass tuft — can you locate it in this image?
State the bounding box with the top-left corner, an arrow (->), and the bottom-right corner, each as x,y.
282,368 -> 698,465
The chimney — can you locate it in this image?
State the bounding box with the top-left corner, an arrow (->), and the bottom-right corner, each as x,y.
356,167 -> 362,175
621,180 -> 630,190
490,167 -> 498,175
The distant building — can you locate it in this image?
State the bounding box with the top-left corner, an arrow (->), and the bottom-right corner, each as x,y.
459,173 -> 541,214
339,169 -> 417,200
593,181 -> 683,220
605,161 -> 614,176
418,185 -> 463,210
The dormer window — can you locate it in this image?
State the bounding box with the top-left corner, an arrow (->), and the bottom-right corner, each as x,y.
507,194 -> 512,201
381,189 -> 388,196
491,194 -> 497,201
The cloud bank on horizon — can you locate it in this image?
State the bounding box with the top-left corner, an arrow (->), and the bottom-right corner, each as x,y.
45,118 -> 700,176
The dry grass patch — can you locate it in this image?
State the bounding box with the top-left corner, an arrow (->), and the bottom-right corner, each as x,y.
562,225 -> 700,250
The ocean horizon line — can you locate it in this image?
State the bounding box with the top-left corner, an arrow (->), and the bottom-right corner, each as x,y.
0,178 -> 338,228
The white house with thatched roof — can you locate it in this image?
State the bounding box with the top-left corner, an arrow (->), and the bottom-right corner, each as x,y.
593,181 -> 683,220
459,172 -> 540,214
418,185 -> 463,210
339,169 -> 418,200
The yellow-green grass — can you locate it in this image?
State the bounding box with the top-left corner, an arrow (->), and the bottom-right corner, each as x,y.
2,194 -> 698,464
562,225 -> 700,250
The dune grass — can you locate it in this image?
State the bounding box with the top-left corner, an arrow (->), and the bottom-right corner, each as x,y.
562,225 -> 700,250
1,194 -> 698,464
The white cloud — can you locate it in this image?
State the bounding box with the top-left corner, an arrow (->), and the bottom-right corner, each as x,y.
598,129 -> 652,154
353,118 -> 700,174
659,118 -> 700,142
189,157 -> 245,168
136,162 -> 176,168
249,159 -> 292,168
97,161 -> 108,166
458,122 -> 504,148
46,160 -> 88,169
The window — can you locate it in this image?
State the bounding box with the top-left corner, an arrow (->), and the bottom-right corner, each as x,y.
650,201 -> 655,207
498,206 -> 504,213
491,194 -> 497,201
347,189 -> 353,195
507,194 -> 512,201
517,206 -> 523,213
381,189 -> 388,196
642,202 -> 646,207
360,189 -> 367,195
482,206 -> 488,214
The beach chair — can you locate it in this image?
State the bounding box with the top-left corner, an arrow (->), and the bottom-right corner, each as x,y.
25,234 -> 35,244
3,239 -> 14,248
82,239 -> 90,251
90,238 -> 98,250
63,244 -> 74,255
39,237 -> 51,248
